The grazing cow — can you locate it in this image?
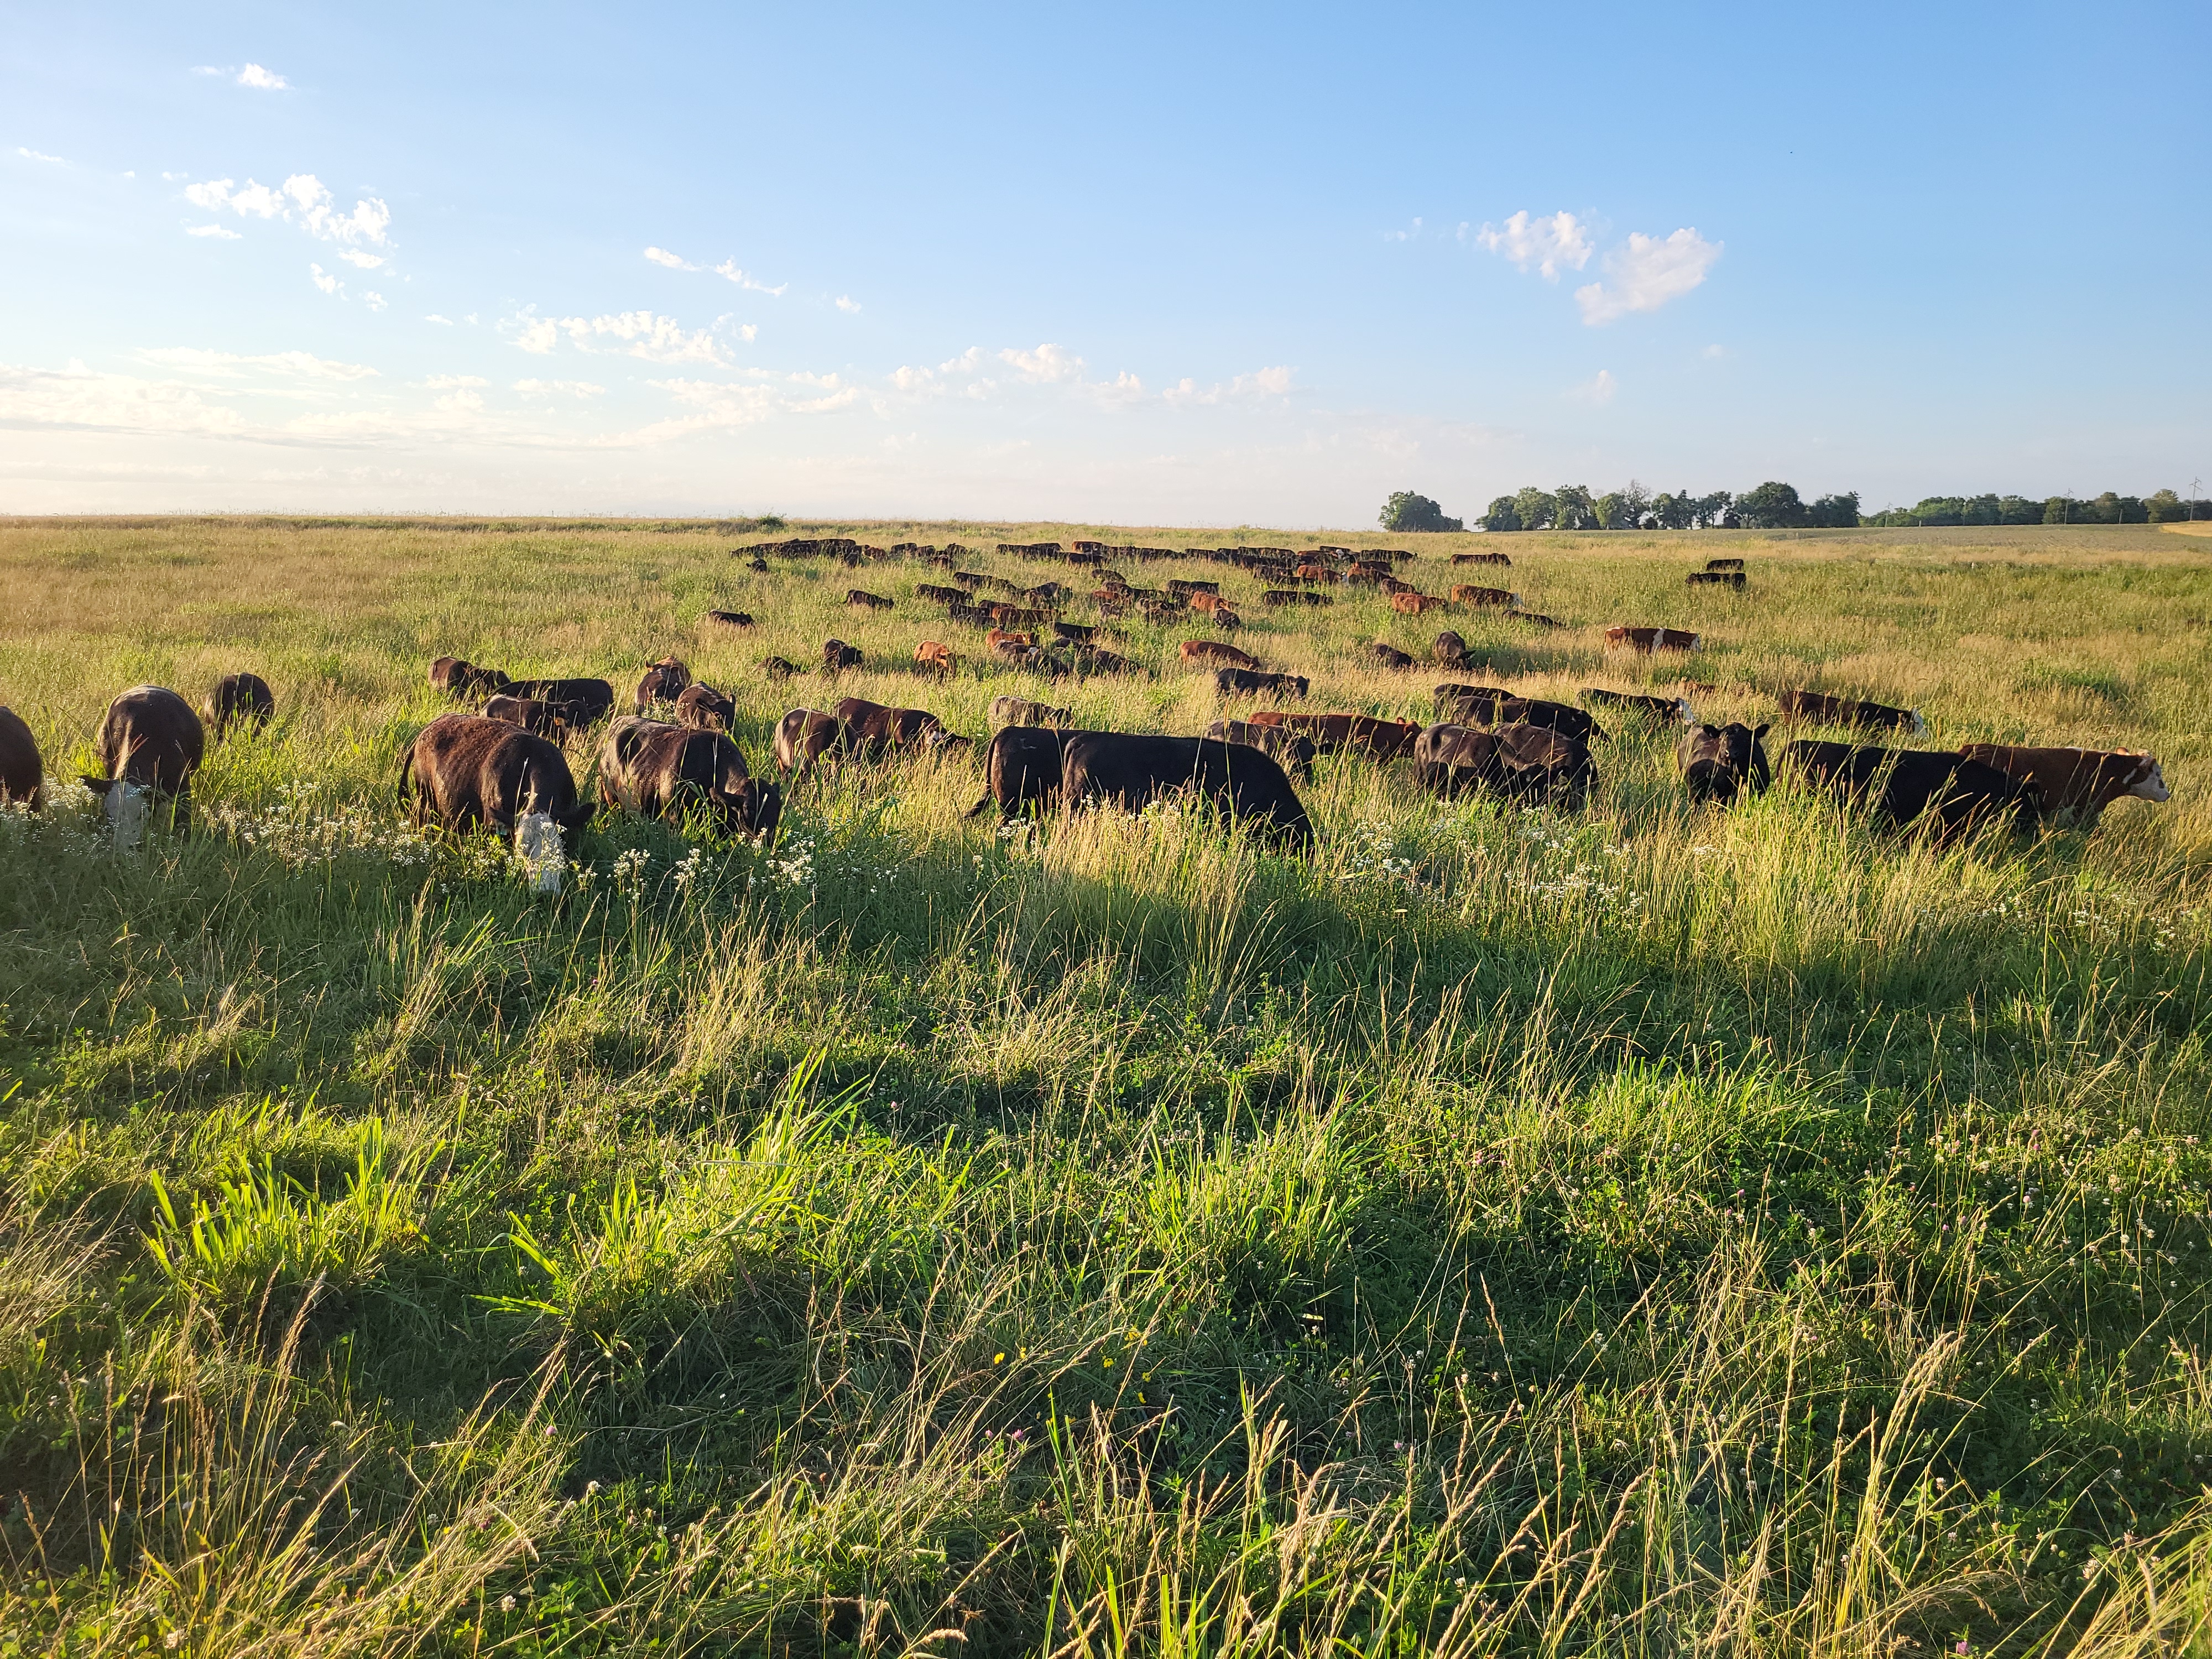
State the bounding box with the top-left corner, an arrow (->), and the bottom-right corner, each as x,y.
1060,733 -> 1313,851
1776,688 -> 1927,735
1581,688 -> 1692,723
430,656 -> 513,699
1677,722 -> 1772,804
402,713 -> 592,891
774,708 -> 848,781
635,657 -> 691,712
1070,646 -> 1136,677
1248,711 -> 1421,762
204,672 -> 274,738
1453,551 -> 1513,566
987,628 -> 1036,653
0,705 -> 43,810
987,605 -> 1051,629
847,589 -> 893,610
1687,571 -> 1747,589
1494,723 -> 1598,808
596,717 -> 781,841
1167,578 -> 1220,598
1413,723 -> 1504,796
1053,620 -> 1096,644
1436,687 -> 1605,743
1508,612 -> 1564,629
917,583 -> 970,606
1188,591 -> 1233,616
1606,626 -> 1700,653
484,695 -> 573,739
1203,719 -> 1319,779
1433,630 -> 1468,666
1208,608 -> 1244,632
1214,668 -> 1310,699
822,639 -> 864,672
1391,592 -> 1448,615
965,724 -> 1074,820
763,656 -> 800,681
1785,741 -> 2042,841
1957,744 -> 2169,829
913,641 -> 957,679
1451,585 -> 1518,607
1370,643 -> 1415,670
504,677 -> 616,726
746,555 -> 770,572
82,686 -> 205,842
675,682 -> 738,732
829,696 -> 971,759
706,609 -> 755,628
1180,640 -> 1260,671
990,695 -> 1071,729
1705,558 -> 1745,572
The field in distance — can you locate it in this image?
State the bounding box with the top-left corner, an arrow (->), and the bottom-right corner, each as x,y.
1,515 -> 2209,1653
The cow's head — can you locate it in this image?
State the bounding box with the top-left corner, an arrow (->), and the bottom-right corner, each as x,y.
1910,709 -> 1929,737
2126,755 -> 2170,802
515,810 -> 568,894
83,776 -> 153,848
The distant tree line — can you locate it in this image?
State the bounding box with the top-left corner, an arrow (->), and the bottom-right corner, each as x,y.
1479,481 -> 1861,531
1865,490 -> 2209,526
1379,491 -> 1465,532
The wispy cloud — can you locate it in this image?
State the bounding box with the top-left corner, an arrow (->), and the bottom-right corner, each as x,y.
1164,366 -> 1296,405
364,291 -> 387,312
513,379 -> 606,399
508,309 -> 736,364
0,360 -> 252,436
139,347 -> 379,382
1567,368 -> 1618,405
1470,210 -> 1594,279
644,246 -> 698,270
236,62 -> 288,90
425,314 -> 455,326
338,248 -> 385,269
422,375 -> 487,389
712,260 -> 787,296
834,294 -> 860,314
17,147 -> 65,164
185,223 -> 242,239
1575,228 -> 1721,325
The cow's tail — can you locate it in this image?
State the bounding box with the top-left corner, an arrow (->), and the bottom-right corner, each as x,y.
394,735 -> 417,813
964,794 -> 995,820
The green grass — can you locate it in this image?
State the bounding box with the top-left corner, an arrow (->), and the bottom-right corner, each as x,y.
2,514 -> 2211,1655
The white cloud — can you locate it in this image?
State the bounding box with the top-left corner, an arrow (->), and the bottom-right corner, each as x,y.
712,260 -> 787,296
1386,216 -> 1424,243
515,316 -> 559,354
557,310 -> 730,365
834,294 -> 860,313
644,246 -> 698,270
338,248 -> 385,269
309,263 -> 340,295
513,378 -> 605,399
0,360 -> 251,436
161,170 -> 187,180
1472,210 -> 1594,279
423,375 -> 487,388
364,291 -> 387,312
434,388 -> 483,412
139,347 -> 379,381
182,172 -> 391,246
890,364 -> 933,392
1575,228 -> 1721,325
1568,368 -> 1618,405
237,62 -> 288,90
185,223 -> 242,239
1164,365 -> 1296,406
191,66 -> 223,76
426,314 -> 454,325
999,343 -> 1085,383
17,147 -> 65,164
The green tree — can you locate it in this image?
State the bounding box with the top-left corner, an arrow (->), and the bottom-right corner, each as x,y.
1554,486 -> 1597,530
1481,495 -> 1522,531
1512,487 -> 1557,531
1734,482 -> 1807,529
1807,491 -> 1860,528
2042,496 -> 2079,524
1594,492 -> 1629,529
1998,495 -> 2041,524
2147,489 -> 2186,522
1380,491 -> 1464,532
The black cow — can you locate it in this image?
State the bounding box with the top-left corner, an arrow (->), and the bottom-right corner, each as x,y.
504,677 -> 616,725
1494,723 -> 1598,808
1370,643 -> 1415,670
965,725 -> 1076,820
706,609 -> 755,628
1060,733 -> 1313,851
1687,571 -> 1747,589
1785,741 -> 2042,841
1204,719 -> 1319,780
1776,689 -> 1926,735
430,656 -> 512,698
402,713 -> 593,890
1436,687 -> 1605,743
1412,723 -> 1504,796
1433,630 -> 1468,666
484,695 -> 575,738
822,639 -> 864,672
774,708 -> 847,781
635,657 -> 691,712
204,672 -> 274,738
82,686 -> 204,840
0,705 -> 43,810
1677,722 -> 1772,805
1705,558 -> 1745,572
1581,688 -> 1691,723
675,682 -> 738,731
830,697 -> 970,759
1214,668 -> 1310,699
763,656 -> 800,681
596,717 -> 780,841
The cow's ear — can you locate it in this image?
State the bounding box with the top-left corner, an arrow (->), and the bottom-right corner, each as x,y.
81,775 -> 113,795
559,800 -> 596,830
1754,723 -> 1770,740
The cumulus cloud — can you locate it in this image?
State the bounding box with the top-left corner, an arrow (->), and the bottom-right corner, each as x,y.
1164,365 -> 1296,406
1575,228 -> 1721,325
834,295 -> 860,313
1471,210 -> 1594,279
185,223 -> 242,239
363,291 -> 387,311
1568,368 -> 1618,405
17,147 -> 64,164
513,379 -> 605,399
0,360 -> 251,436
558,310 -> 730,365
713,260 -> 787,296
644,246 -> 698,269
514,316 -> 559,354
426,314 -> 455,326
182,172 -> 392,246
139,347 -> 379,381
999,343 -> 1084,383
309,263 -> 340,295
236,62 -> 288,89
338,248 -> 385,269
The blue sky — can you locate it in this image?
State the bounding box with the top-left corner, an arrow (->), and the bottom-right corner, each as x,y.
3,1 -> 2205,524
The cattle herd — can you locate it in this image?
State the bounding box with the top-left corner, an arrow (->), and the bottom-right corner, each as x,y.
0,539 -> 2174,888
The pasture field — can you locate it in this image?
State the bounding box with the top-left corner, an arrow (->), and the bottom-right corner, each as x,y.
2,514 -> 2211,1656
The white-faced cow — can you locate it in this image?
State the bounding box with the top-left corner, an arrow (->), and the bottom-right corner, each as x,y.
1958,744 -> 2168,830
403,714 -> 593,892
82,686 -> 205,845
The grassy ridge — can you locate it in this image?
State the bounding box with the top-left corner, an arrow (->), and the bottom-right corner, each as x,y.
1,516 -> 2210,1655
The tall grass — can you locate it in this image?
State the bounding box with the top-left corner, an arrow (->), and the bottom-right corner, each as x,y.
1,515 -> 2209,1653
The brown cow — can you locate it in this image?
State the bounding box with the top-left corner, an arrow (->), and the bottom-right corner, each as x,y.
1391,592 -> 1448,615
1776,688 -> 1925,735
1179,640 -> 1260,670
914,640 -> 957,677
675,682 -> 738,731
774,708 -> 847,781
847,589 -> 894,609
829,697 -> 971,759
1957,744 -> 2169,828
82,686 -> 205,842
763,656 -> 800,681
430,656 -> 512,698
986,629 -> 1036,653
1204,718 -> 1319,779
1450,585 -> 1517,607
990,695 -> 1071,729
1247,711 -> 1421,761
0,705 -> 43,810
484,695 -> 572,738
635,656 -> 691,712
1189,591 -> 1232,615
403,713 -> 592,890
1370,643 -> 1415,670
204,672 -> 274,738
596,717 -> 780,841
1453,551 -> 1513,566
1606,625 -> 1700,653
1433,631 -> 1468,666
